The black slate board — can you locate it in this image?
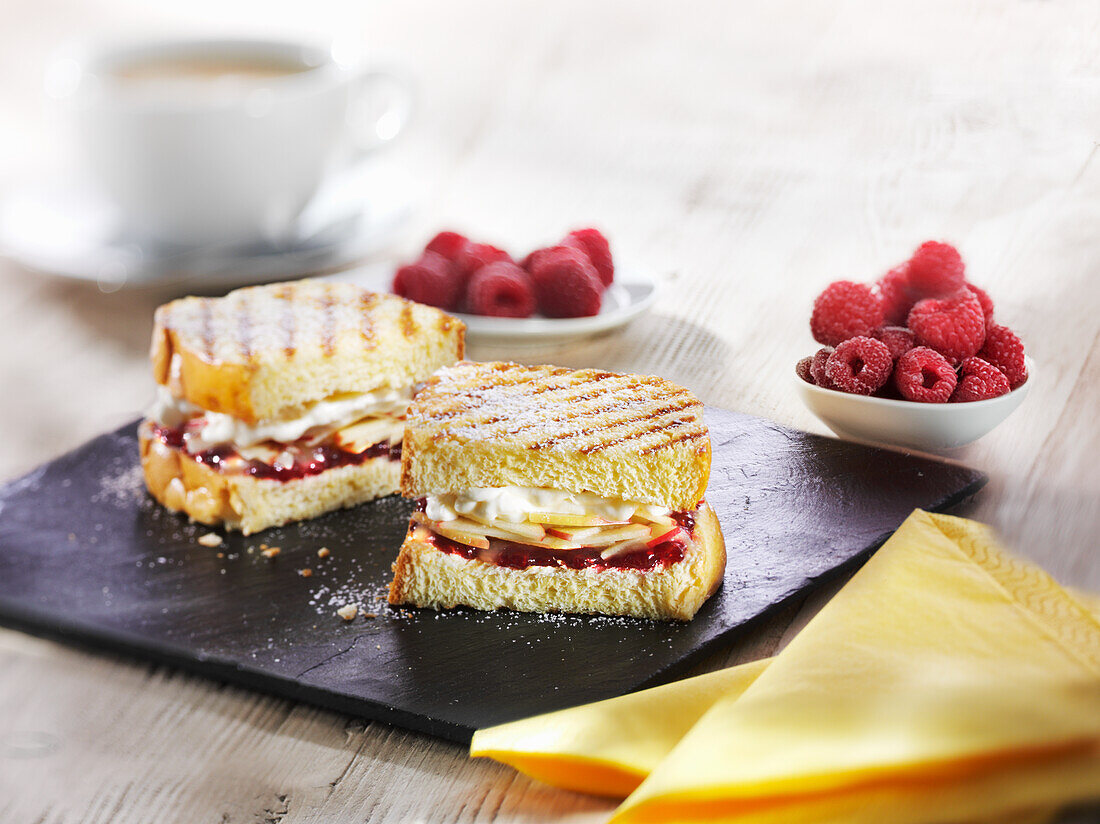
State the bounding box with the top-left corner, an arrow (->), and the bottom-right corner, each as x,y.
0,407 -> 984,743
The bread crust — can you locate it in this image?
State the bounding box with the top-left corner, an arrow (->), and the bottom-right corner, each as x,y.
139,423 -> 401,535
400,361 -> 710,510
388,502 -> 725,621
151,280 -> 465,424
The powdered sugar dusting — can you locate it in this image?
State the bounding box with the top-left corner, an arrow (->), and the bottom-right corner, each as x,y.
91,460 -> 147,508
409,361 -> 706,455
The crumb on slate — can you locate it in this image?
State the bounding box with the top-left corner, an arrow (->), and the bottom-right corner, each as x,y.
337,604 -> 358,621
197,533 -> 223,548
261,546 -> 281,559
317,547 -> 330,558
298,568 -> 312,578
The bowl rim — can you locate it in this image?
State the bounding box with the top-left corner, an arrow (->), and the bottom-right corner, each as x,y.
796,355 -> 1034,410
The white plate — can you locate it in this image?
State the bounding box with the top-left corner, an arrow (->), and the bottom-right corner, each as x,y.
342,265 -> 658,345
796,357 -> 1034,452
0,162 -> 416,292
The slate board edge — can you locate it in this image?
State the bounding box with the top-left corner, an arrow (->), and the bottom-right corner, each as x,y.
0,601 -> 470,743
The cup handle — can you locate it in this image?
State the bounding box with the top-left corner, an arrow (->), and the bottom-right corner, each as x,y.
347,66 -> 415,156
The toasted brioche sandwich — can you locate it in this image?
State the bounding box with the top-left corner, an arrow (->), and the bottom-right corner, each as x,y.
388,361 -> 725,620
140,279 -> 465,535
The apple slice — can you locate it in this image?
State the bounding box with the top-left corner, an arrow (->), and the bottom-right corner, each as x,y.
433,522 -> 490,550
458,510 -> 546,541
600,538 -> 649,560
633,511 -> 676,528
236,442 -> 283,465
536,534 -> 584,551
572,523 -> 651,548
527,512 -> 621,527
647,525 -> 684,548
332,418 -> 402,454
441,517 -> 547,545
545,525 -> 605,543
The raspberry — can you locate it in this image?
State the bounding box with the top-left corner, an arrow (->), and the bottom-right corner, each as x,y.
906,290 -> 986,364
871,326 -> 916,361
966,283 -> 995,328
796,356 -> 814,384
977,324 -> 1028,389
521,246 -> 561,274
563,228 -> 614,287
952,356 -> 1011,402
810,346 -> 835,388
392,251 -> 464,311
908,241 -> 965,297
424,231 -> 468,261
466,261 -> 536,318
876,264 -> 916,326
529,246 -> 603,317
810,281 -> 885,346
824,336 -> 893,395
893,347 -> 957,403
455,242 -> 512,281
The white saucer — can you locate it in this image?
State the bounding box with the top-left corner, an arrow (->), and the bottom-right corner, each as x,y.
340,263 -> 658,345
0,162 -> 416,292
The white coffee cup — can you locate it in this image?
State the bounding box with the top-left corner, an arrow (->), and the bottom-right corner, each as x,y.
53,37 -> 413,247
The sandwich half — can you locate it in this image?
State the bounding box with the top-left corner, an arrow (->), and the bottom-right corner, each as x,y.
140,279 -> 465,535
388,361 -> 726,621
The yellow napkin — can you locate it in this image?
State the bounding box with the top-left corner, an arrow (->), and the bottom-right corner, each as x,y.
471,510 -> 1100,823
472,658 -> 771,796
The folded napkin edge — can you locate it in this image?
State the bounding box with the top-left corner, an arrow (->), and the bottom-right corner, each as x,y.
470,748 -> 645,797
613,737 -> 1099,824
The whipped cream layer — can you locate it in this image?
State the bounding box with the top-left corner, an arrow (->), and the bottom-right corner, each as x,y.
425,487 -> 671,525
148,385 -> 412,454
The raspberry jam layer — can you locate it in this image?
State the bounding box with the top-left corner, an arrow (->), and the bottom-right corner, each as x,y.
419,504 -> 699,573
150,423 -> 401,482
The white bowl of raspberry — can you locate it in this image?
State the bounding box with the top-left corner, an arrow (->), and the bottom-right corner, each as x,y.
797,239 -> 1034,451
796,356 -> 1033,452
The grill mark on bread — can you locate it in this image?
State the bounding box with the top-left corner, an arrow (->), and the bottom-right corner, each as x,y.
409,362 -> 705,458
545,397 -> 700,451
582,426 -> 701,455
277,285 -> 297,357
199,299 -> 215,360
401,304 -> 418,338
574,405 -> 702,454
414,378 -> 636,427
591,417 -> 708,454
639,429 -> 709,454
506,384 -> 671,444
359,292 -> 379,348
414,367 -> 655,416
237,298 -> 254,359
320,290 -> 337,355
426,372 -> 644,422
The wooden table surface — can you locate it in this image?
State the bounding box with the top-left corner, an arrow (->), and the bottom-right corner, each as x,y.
1,1 -> 1098,821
